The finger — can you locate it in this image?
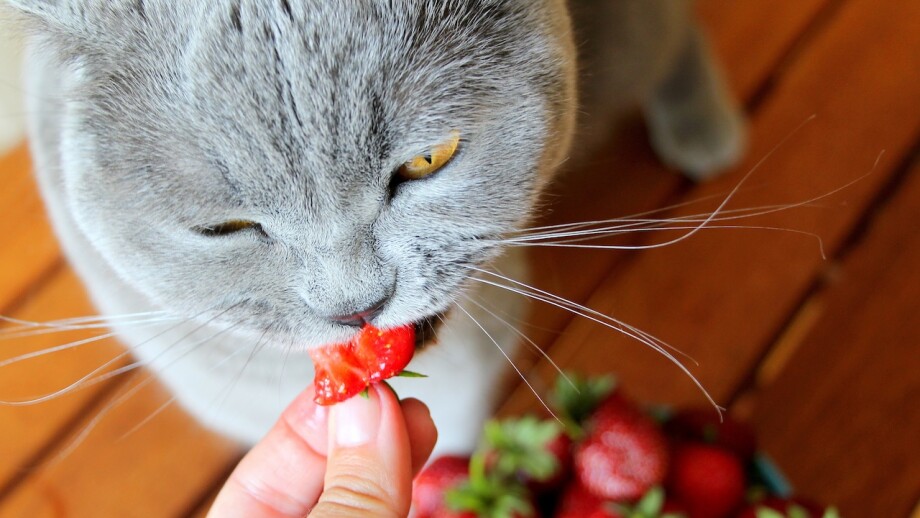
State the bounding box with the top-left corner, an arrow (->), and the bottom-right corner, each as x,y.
209,386 -> 330,518
399,397 -> 438,477
310,383 -> 413,518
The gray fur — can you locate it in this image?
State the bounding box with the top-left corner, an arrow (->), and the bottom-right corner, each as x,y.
8,0 -> 744,450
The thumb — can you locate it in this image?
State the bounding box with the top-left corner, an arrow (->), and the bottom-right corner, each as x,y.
310,383 -> 413,518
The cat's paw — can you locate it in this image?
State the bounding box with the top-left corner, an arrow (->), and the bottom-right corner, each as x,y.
646,100 -> 748,181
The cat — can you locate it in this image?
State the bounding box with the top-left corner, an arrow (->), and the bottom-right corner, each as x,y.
6,0 -> 744,456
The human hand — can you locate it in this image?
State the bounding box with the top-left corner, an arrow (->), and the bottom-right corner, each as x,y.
209,383 -> 438,517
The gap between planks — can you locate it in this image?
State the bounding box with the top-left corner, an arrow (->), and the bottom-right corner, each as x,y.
728,134 -> 920,408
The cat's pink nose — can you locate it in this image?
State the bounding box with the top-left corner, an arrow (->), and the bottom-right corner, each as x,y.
330,298 -> 388,328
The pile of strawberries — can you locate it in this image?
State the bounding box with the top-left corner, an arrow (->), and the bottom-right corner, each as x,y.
413,374 -> 839,518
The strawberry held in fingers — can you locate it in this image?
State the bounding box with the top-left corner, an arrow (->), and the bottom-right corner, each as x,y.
309,323 -> 416,405
352,323 -> 416,383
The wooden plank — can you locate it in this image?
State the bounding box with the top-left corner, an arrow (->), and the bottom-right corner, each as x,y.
0,269 -> 126,488
0,0 -> 862,512
0,373 -> 242,517
502,0 -> 920,415
697,0 -> 833,98
188,487 -> 222,518
516,0 -> 835,362
743,158 -> 920,517
0,143 -> 61,309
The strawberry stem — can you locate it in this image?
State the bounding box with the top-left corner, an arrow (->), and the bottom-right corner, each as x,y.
397,370 -> 428,378
550,372 -> 616,439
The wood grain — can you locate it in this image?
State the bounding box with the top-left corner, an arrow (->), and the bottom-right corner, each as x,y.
697,0 -> 833,99
0,147 -> 244,514
502,0 -> 920,415
744,157 -> 920,517
0,269 -> 126,489
0,143 -> 60,311
511,0 -> 837,371
0,372 -> 241,517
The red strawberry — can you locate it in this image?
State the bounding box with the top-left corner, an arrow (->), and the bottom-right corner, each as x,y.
556,480 -> 622,518
352,323 -> 416,383
309,323 -> 416,405
557,484 -> 686,518
664,409 -> 757,460
414,455 -> 538,518
413,456 -> 470,518
573,395 -> 669,501
667,443 -> 746,518
735,496 -> 835,518
433,508 -> 535,518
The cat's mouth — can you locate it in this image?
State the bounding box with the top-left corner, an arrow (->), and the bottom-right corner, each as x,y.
413,312 -> 446,351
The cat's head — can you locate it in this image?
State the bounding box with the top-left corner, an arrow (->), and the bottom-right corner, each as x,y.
11,0 -> 576,349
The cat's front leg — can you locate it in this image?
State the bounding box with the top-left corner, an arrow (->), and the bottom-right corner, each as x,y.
644,24 -> 748,180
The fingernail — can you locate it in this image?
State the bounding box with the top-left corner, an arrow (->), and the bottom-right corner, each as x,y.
332,388 -> 381,447
304,403 -> 329,436
287,387 -> 331,455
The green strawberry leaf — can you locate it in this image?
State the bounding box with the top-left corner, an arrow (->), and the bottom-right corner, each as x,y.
481,416 -> 562,481
636,486 -> 665,515
603,486 -> 685,518
822,508 -> 841,518
756,509 -> 787,518
445,470 -> 535,518
550,372 -> 615,438
788,505 -> 809,518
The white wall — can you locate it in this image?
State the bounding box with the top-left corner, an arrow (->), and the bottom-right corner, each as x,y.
0,9 -> 25,156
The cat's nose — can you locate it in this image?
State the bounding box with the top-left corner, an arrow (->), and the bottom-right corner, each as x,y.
329,298 -> 389,328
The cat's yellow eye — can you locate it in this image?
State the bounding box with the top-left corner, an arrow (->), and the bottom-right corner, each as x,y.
195,220 -> 263,237
398,131 -> 461,180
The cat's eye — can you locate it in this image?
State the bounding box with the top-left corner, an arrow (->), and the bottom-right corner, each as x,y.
193,220 -> 264,237
397,131 -> 461,181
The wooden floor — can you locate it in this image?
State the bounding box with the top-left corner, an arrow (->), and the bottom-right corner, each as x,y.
1,1 -> 918,516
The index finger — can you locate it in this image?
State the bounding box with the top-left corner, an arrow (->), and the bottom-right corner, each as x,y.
209,386 -> 330,518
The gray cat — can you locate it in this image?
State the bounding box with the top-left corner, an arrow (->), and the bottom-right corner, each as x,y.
6,0 -> 744,455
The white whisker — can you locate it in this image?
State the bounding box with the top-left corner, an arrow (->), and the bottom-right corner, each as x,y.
0,331 -> 121,370
0,318 -> 188,370
121,328 -> 256,441
211,330 -> 270,416
0,311 -> 174,337
463,268 -> 723,415
515,190 -> 743,235
0,305 -> 233,406
48,321 -> 242,464
467,266 -> 694,362
277,337 -> 295,407
461,295 -> 575,391
501,224 -> 827,258
505,203 -> 821,243
454,302 -> 562,424
0,315 -> 180,340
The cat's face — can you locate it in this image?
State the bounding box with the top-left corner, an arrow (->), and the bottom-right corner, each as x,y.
14,0 -> 576,349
